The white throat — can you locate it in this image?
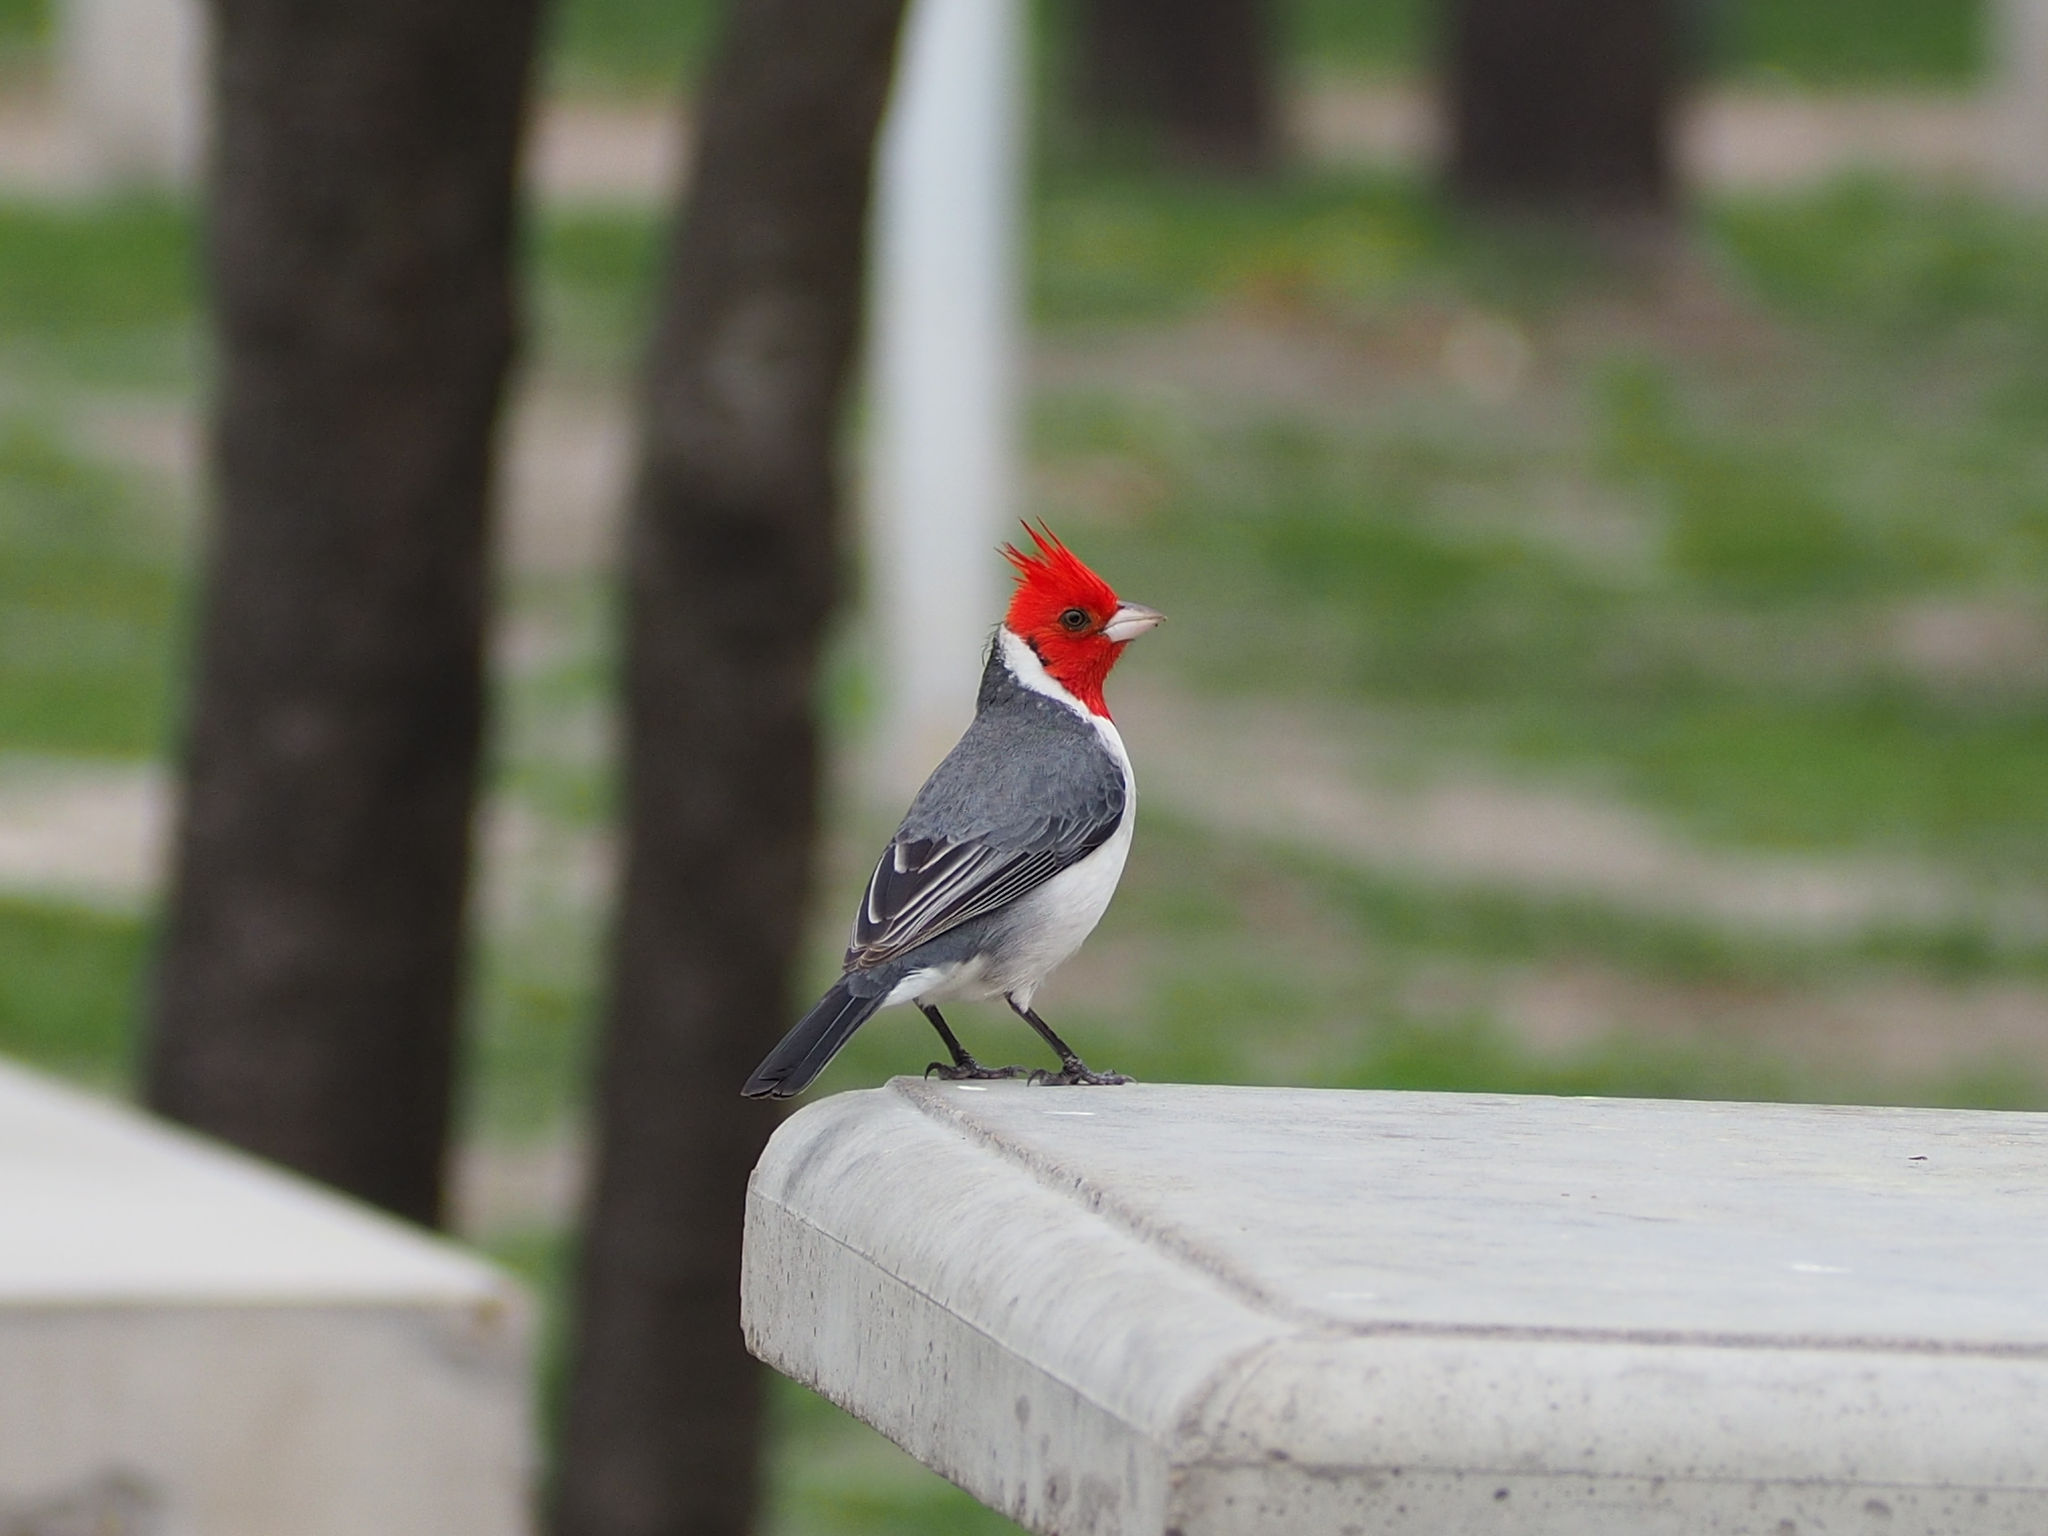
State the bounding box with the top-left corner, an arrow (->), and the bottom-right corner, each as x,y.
996,627 -> 1134,789
997,627 -> 1089,716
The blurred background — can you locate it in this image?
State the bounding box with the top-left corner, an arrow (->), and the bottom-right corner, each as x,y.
3,0 -> 2047,1529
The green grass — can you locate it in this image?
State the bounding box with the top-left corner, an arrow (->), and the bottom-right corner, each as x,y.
545,0 -> 722,94
0,898 -> 147,1084
0,0 -> 42,65
1707,0 -> 1982,86
1028,168 -> 2048,875
0,0 -> 1993,98
528,210 -> 667,381
541,0 -> 1985,95
1034,166 -> 1604,326
0,422 -> 186,758
1716,180 -> 2048,340
465,922 -> 601,1139
1293,0 -> 1982,81
767,1378 -> 1025,1536
490,576 -> 621,828
0,206 -> 195,759
0,201 -> 198,389
1289,0 -> 1437,78
1039,168 -> 2048,345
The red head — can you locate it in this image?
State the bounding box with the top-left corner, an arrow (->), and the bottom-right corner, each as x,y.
1001,523 -> 1163,718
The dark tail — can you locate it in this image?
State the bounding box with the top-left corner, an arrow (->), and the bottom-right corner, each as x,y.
742,978 -> 885,1099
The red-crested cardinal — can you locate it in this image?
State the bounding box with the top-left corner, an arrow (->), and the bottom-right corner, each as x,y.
743,524 -> 1163,1098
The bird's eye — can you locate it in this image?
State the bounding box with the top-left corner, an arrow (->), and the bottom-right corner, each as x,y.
1059,607 -> 1091,633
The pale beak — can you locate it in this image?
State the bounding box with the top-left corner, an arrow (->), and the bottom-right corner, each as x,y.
1102,602 -> 1165,644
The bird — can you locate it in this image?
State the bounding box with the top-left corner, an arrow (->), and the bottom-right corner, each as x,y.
743,523 -> 1163,1099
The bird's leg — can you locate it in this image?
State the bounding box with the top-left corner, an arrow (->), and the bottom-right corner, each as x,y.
1007,998 -> 1133,1087
920,1004 -> 1027,1082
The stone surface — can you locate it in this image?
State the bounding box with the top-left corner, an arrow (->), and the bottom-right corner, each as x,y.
0,1059 -> 532,1536
743,1078 -> 2048,1535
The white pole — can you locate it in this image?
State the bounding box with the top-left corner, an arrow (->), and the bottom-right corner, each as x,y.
2000,0 -> 2048,197
865,0 -> 1025,799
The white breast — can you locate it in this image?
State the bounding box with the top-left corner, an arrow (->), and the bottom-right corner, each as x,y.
888,628 -> 1137,1011
992,795 -> 1134,1008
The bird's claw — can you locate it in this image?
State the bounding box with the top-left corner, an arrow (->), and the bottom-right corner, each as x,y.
926,1060 -> 1030,1082
1028,1061 -> 1133,1087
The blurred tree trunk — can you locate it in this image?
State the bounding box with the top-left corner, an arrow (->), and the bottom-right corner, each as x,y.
1075,0 -> 1279,171
147,0 -> 541,1227
1447,0 -> 1676,210
549,1 -> 906,1533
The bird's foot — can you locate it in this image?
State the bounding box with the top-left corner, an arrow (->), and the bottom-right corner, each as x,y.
1029,1057 -> 1133,1087
926,1057 -> 1030,1083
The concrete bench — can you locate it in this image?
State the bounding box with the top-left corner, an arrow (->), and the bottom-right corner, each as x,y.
0,1058 -> 531,1536
743,1078 -> 2048,1535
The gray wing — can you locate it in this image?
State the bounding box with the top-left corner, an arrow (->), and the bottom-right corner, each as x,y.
846,685 -> 1126,970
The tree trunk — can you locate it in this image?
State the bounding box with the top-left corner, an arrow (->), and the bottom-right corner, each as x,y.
147,0 -> 541,1228
1075,0 -> 1279,172
549,1 -> 907,1532
1447,0 -> 1676,211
